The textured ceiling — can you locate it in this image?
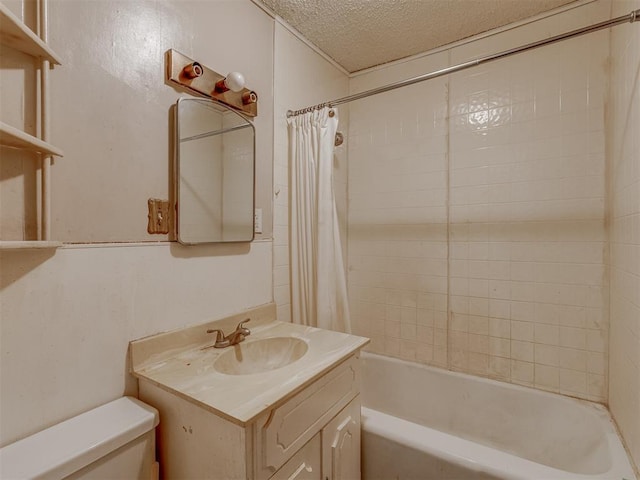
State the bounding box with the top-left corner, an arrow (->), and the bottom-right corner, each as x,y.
259,0 -> 577,72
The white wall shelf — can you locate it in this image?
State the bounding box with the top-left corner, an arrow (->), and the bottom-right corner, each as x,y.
0,121 -> 64,157
0,0 -> 62,247
0,3 -> 61,64
0,241 -> 62,250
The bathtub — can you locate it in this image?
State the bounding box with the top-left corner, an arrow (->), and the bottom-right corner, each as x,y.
360,352 -> 637,480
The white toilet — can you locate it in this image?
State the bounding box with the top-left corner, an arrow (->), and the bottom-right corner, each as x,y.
0,397 -> 159,480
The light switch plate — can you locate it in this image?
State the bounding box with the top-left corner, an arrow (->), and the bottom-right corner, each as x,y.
148,199 -> 170,234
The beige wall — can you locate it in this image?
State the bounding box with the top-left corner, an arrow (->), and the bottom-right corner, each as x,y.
0,0 -> 351,449
272,23 -> 349,323
348,0 -> 610,403
0,0 -> 275,447
0,242 -> 272,446
607,0 -> 640,469
1,0 -> 273,242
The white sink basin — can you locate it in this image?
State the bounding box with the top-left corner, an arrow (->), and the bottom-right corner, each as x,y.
214,337 -> 309,375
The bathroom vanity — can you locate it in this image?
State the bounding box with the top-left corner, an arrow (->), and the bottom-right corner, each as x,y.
129,304 -> 369,479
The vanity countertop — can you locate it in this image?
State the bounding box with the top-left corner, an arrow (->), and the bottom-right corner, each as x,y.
129,304 -> 369,426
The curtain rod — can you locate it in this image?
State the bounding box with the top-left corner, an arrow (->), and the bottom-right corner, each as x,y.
287,9 -> 640,118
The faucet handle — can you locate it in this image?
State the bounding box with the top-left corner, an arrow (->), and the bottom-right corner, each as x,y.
206,328 -> 223,338
206,328 -> 228,347
236,318 -> 251,336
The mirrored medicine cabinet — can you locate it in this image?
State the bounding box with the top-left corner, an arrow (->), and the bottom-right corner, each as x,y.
174,98 -> 255,244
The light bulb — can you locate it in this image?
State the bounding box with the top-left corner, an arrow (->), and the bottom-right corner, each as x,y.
224,71 -> 245,92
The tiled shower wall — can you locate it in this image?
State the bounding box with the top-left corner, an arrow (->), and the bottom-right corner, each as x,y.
607,0 -> 640,467
348,53 -> 450,368
348,1 -> 610,402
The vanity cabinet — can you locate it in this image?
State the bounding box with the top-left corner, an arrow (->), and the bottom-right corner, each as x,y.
131,306 -> 369,480
139,354 -> 362,480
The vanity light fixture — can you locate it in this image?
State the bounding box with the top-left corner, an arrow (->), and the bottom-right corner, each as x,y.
166,49 -> 258,117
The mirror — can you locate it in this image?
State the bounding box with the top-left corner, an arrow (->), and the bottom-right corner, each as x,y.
175,98 -> 255,244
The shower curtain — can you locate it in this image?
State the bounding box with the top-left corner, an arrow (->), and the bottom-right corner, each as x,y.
287,107 -> 351,333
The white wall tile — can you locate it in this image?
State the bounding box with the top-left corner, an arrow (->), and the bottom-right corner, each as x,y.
608,0 -> 640,465
348,0 -> 609,405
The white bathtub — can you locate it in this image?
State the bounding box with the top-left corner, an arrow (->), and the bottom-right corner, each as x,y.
360,352 -> 637,480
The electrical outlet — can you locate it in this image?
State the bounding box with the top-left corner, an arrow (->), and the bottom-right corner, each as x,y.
254,208 -> 262,234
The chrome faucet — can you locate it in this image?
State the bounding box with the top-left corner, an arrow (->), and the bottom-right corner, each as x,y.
206,318 -> 251,348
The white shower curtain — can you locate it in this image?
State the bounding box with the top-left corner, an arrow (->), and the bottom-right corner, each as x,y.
287,107 -> 351,333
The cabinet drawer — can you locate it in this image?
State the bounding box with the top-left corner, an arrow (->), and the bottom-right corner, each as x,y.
255,355 -> 359,479
269,433 -> 321,480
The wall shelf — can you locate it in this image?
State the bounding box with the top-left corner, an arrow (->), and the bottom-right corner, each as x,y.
0,241 -> 62,250
1,0 -> 62,247
0,3 -> 61,64
0,121 -> 64,157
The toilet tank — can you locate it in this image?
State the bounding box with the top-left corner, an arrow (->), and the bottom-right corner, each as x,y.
0,397 -> 159,480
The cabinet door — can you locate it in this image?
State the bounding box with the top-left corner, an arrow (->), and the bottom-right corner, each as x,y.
270,433 -> 322,480
255,356 -> 359,479
321,397 -> 361,480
